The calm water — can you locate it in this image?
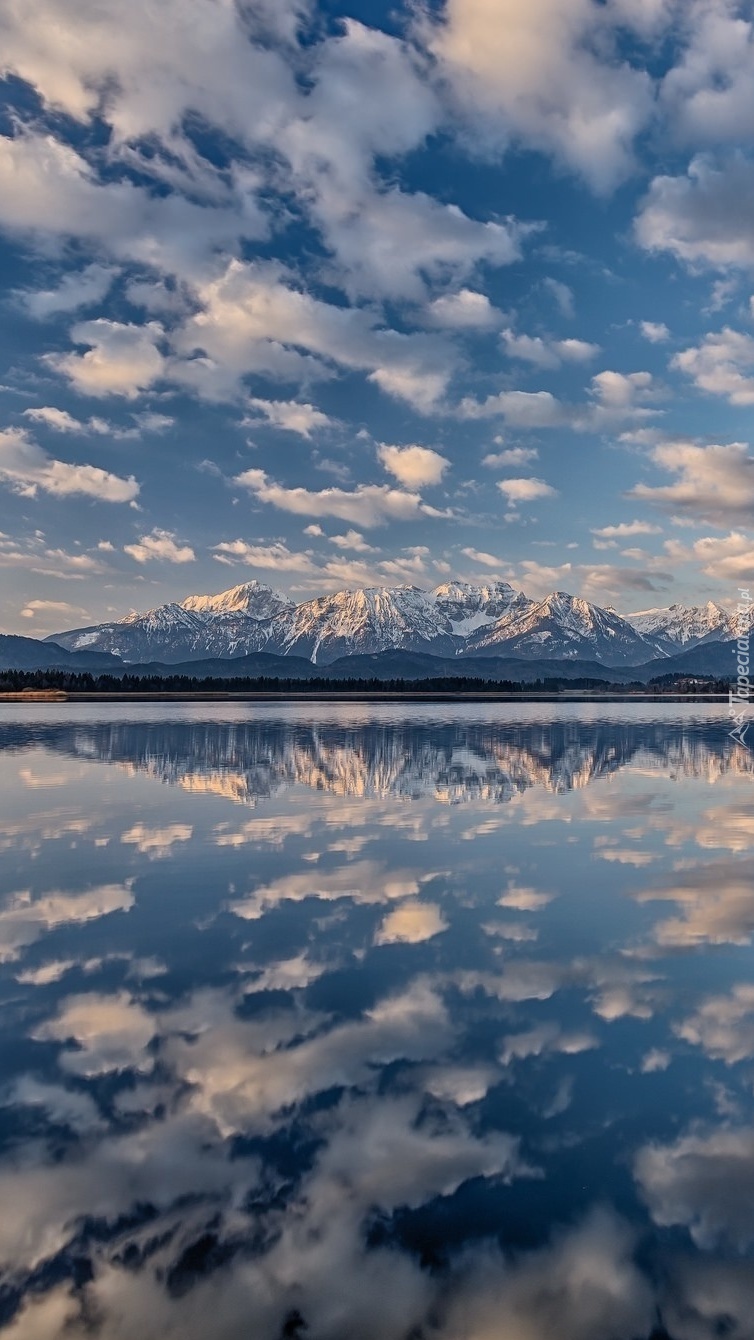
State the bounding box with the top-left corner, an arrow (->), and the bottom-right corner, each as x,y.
0,703 -> 753,1339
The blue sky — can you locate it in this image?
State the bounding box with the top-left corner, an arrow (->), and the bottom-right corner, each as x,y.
1,0 -> 754,635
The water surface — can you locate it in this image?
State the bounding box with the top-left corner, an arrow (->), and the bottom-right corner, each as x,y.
0,703 -> 752,1339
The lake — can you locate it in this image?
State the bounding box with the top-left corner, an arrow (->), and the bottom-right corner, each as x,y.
0,702 -> 752,1339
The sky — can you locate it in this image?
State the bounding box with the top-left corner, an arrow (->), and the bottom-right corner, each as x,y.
1,0 -> 754,636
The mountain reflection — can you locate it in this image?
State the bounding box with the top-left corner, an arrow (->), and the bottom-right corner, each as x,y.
1,712 -> 750,804
0,706 -> 752,1339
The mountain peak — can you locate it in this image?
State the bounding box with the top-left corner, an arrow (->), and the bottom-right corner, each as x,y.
181,582 -> 293,619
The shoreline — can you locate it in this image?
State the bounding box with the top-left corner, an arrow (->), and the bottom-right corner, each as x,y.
0,690 -> 731,704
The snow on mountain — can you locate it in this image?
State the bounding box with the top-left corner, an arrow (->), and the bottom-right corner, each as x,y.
625,601 -> 742,650
466,590 -> 662,665
274,586 -> 458,664
432,580 -> 530,636
181,581 -> 293,620
47,580 -> 744,667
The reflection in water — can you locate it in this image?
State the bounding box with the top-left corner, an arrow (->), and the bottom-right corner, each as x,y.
0,704 -> 752,1339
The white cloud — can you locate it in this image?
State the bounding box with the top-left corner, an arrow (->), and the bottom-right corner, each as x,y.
15,263 -> 117,318
461,547 -> 504,567
377,443 -> 450,488
483,445 -> 539,468
636,1123 -> 754,1251
636,152 -> 754,270
243,398 -> 333,438
497,476 -> 557,502
460,370 -> 660,430
630,440 -> 754,526
46,319 -> 166,399
673,327 -> 754,405
213,539 -> 318,574
123,528 -> 195,564
234,467 -> 447,528
665,531 -> 754,583
422,0 -> 655,192
328,530 -> 377,553
0,427 -> 139,502
171,260 -> 455,412
640,320 -> 669,343
121,822 -> 193,857
591,520 -> 662,539
0,883 -> 133,962
542,276 -> 575,317
426,288 -> 502,329
20,599 -> 88,622
33,990 -> 157,1076
374,900 -> 448,945
501,328 -> 599,368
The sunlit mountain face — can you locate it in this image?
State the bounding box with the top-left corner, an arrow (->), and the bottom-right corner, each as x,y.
0,703 -> 753,1339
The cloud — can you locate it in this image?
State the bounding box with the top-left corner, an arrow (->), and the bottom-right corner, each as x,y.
483,445 -> 539,467
213,539 -> 318,574
636,1124 -> 754,1251
422,0 -> 654,192
497,476 -> 557,502
15,263 -> 117,319
673,327 -> 754,405
665,530 -> 754,583
636,152 -> 754,270
234,467 -> 447,528
120,822 -> 193,857
243,398 -> 333,438
461,547 -> 505,567
591,520 -> 662,539
20,599 -> 88,622
543,276 -> 575,317
374,899 -> 448,945
499,1021 -> 598,1065
328,530 -> 377,553
426,288 -> 502,329
46,319 -> 166,399
377,443 -> 450,488
634,860 -> 754,950
0,883 -> 133,962
629,440 -> 754,526
460,370 -> 661,430
33,990 -> 157,1076
640,320 -> 669,343
171,259 -> 455,411
501,329 -> 599,369
0,427 -> 139,502
123,529 -> 196,564
22,406 -> 145,440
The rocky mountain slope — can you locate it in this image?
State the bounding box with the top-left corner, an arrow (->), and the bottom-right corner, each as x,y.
624,601 -> 740,650
44,580 -> 752,668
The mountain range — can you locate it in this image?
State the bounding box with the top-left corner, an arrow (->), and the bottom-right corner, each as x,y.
42,579 -> 750,669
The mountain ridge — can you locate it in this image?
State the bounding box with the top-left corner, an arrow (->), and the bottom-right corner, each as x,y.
43,578 -> 750,669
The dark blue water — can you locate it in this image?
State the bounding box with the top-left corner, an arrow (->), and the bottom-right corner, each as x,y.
0,703 -> 752,1339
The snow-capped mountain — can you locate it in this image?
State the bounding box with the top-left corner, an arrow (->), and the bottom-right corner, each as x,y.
49,583 -> 291,664
466,590 -> 663,665
432,580 -> 531,636
625,601 -> 746,650
47,580 -> 741,667
274,586 -> 458,664
181,581 -> 293,620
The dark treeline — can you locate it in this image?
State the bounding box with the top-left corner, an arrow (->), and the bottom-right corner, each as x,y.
0,668 -> 731,695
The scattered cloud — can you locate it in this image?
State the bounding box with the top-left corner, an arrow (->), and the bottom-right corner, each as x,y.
640,320 -> 669,343
0,427 -> 139,502
630,440 -> 754,526
377,443 -> 450,488
234,468 -> 449,527
124,529 -> 195,563
497,476 -> 557,503
243,398 -> 333,438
